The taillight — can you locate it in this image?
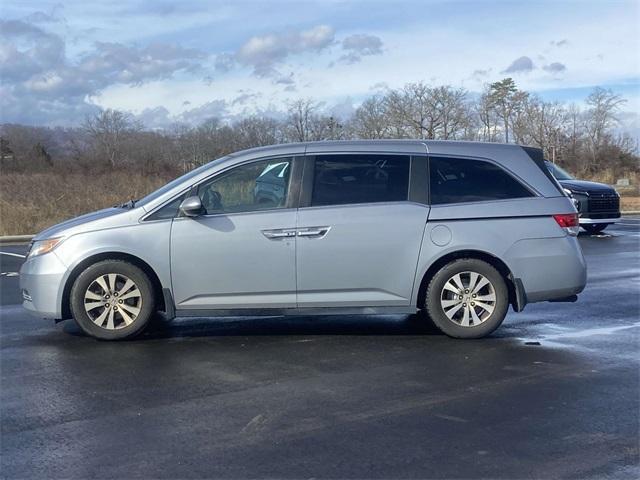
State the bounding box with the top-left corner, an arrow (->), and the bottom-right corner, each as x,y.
553,213 -> 579,236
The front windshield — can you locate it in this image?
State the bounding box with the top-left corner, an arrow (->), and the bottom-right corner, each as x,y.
135,157 -> 230,208
545,161 -> 574,181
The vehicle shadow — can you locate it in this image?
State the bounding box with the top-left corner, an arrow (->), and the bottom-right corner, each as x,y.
62,314 -> 444,340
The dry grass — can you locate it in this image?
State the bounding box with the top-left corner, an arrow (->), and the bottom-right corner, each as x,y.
0,172 -> 172,235
621,197 -> 640,212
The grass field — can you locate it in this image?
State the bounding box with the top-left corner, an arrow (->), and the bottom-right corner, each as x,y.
0,172 -> 171,235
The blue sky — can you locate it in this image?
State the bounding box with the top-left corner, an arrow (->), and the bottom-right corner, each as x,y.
1,0 -> 639,130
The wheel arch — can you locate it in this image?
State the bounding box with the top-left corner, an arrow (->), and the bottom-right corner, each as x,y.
61,252 -> 165,320
416,249 -> 521,313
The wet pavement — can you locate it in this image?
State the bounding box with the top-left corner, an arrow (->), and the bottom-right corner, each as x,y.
1,220 -> 639,478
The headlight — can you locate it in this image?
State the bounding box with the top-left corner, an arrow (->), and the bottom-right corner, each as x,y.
27,238 -> 64,259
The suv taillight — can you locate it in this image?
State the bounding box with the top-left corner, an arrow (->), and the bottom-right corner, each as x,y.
553,213 -> 579,236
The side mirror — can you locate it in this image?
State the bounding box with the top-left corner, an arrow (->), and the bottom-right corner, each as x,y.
179,196 -> 204,217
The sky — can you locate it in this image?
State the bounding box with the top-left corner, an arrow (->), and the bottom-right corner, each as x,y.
1,0 -> 639,132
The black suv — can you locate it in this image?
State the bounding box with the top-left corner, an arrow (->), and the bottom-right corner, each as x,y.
546,161 -> 621,234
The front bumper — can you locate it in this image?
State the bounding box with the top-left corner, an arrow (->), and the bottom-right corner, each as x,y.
579,215 -> 621,224
19,252 -> 67,320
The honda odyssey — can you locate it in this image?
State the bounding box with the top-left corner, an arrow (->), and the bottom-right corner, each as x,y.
20,140 -> 587,340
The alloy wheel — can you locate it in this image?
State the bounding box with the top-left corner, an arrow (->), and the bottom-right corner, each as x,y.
440,271 -> 496,327
84,273 -> 143,330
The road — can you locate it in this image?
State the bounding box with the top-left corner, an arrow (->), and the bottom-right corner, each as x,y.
1,220 -> 639,479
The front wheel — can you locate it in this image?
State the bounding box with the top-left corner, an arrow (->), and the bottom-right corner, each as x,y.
425,258 -> 509,339
70,260 -> 155,340
582,223 -> 609,235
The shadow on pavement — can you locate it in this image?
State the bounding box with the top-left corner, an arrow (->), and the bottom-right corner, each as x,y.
61,313 -> 446,340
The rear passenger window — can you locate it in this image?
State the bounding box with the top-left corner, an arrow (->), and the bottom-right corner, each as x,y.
311,154 -> 410,206
429,157 -> 533,204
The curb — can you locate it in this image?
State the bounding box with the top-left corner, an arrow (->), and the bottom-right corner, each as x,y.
0,235 -> 34,244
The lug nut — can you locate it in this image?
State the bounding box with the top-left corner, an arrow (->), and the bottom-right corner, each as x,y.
105,295 -> 110,299
471,302 -> 475,306
465,289 -> 469,294
462,303 -> 467,307
114,306 -> 118,311
118,300 -> 123,304
472,294 -> 476,298
459,295 -> 463,300
114,292 -> 118,297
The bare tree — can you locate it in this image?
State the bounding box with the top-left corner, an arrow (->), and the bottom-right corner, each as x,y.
83,109 -> 141,166
475,87 -> 499,142
430,86 -> 469,139
384,82 -> 439,138
350,96 -> 389,139
286,99 -> 319,142
584,87 -> 627,168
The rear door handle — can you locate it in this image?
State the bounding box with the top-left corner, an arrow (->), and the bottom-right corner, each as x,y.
262,229 -> 296,240
297,226 -> 331,238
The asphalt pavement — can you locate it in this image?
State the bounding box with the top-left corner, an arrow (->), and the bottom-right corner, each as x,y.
1,219 -> 639,479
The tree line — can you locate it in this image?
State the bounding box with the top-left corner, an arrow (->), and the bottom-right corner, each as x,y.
1,78 -> 637,179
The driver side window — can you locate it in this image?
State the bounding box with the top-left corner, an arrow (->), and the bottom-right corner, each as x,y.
197,158 -> 292,214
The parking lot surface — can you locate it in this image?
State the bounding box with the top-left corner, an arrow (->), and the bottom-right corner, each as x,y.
1,219 -> 639,479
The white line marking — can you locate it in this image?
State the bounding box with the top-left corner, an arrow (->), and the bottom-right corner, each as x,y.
0,252 -> 25,258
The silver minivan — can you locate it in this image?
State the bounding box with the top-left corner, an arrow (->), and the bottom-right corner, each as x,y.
20,140 -> 587,340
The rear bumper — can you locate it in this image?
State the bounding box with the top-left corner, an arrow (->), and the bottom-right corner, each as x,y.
19,252 -> 67,320
505,235 -> 587,304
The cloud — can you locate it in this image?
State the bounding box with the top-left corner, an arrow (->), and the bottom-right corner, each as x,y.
177,99 -> 228,125
232,91 -> 260,106
472,68 -> 491,77
214,52 -> 235,73
77,41 -> 205,86
550,39 -> 569,47
235,24 -> 334,77
0,17 -> 207,124
543,62 -> 567,73
136,106 -> 173,129
502,56 -> 535,73
338,33 -> 383,64
0,19 -> 65,82
275,73 -> 295,85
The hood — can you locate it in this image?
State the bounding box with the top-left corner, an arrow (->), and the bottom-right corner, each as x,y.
34,207 -> 135,241
558,179 -> 616,194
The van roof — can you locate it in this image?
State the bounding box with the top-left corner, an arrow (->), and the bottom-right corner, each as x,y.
229,139 -> 539,159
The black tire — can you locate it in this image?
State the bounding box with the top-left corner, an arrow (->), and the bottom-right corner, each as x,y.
70,260 -> 155,340
424,258 -> 509,339
582,223 -> 609,234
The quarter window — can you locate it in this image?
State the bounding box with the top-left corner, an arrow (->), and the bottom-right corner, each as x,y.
311,154 -> 410,207
145,193 -> 187,221
197,158 -> 292,214
429,156 -> 533,204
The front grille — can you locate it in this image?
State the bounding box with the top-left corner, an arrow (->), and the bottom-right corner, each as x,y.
588,193 -> 619,213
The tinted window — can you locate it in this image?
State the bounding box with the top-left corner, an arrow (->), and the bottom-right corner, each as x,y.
311,154 -> 410,207
430,157 -> 533,204
197,158 -> 292,214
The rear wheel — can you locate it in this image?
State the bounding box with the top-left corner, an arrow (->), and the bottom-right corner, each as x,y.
70,260 -> 155,340
425,258 -> 509,339
582,223 -> 609,234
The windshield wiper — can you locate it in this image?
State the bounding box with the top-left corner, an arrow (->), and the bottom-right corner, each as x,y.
116,199 -> 137,209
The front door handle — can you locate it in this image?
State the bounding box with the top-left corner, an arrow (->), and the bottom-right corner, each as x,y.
262,229 -> 296,240
297,226 -> 331,238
